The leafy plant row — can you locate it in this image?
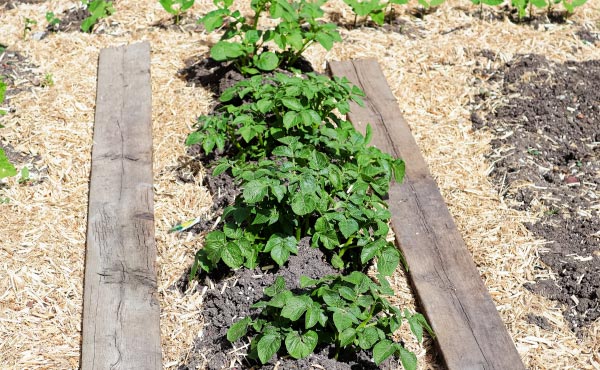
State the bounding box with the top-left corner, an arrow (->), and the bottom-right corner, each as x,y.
28,0 -> 590,39
188,73 -> 405,276
184,0 -> 434,366
187,68 -> 432,367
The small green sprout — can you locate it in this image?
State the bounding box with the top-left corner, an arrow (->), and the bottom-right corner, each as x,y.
45,11 -> 61,28
23,18 -> 38,39
159,0 -> 195,24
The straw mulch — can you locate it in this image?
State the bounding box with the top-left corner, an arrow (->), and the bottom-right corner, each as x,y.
0,0 -> 598,369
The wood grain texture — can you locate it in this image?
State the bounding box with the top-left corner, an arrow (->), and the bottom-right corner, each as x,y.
81,42 -> 162,370
329,59 -> 525,370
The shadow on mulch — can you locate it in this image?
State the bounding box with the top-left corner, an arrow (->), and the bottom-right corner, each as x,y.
471,53 -> 600,333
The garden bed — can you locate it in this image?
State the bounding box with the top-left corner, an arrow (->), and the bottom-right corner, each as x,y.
1,0 -> 599,369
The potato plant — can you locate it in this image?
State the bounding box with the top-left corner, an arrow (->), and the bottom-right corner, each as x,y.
187,67 -> 430,366
198,0 -> 341,74
228,273 -> 433,366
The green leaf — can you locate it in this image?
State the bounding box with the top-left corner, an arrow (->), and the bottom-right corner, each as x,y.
203,230 -> 227,264
282,97 -> 303,111
200,9 -> 227,32
221,242 -> 243,268
265,234 -> 297,266
270,184 -> 286,202
358,326 -> 380,350
339,218 -> 359,239
338,286 -> 356,301
212,162 -> 231,176
283,111 -> 298,129
530,0 -> 547,7
305,301 -> 322,329
0,148 -> 17,179
243,179 -> 269,203
373,339 -> 396,365
361,239 -> 384,265
210,41 -> 245,61
291,193 -> 317,216
281,296 -> 309,321
257,333 -> 282,364
399,346 -> 418,370
255,52 -> 279,71
378,246 -> 400,276
227,317 -> 251,342
264,276 -> 286,297
333,311 -> 353,332
315,32 -> 334,50
339,327 -> 356,347
331,253 -> 344,270
285,330 -> 318,359
256,98 -> 273,113
370,10 -> 385,25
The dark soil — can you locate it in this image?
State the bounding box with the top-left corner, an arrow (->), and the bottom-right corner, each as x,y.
0,49 -> 41,106
471,53 -> 600,332
53,7 -> 91,33
0,49 -> 46,185
178,56 -> 314,98
178,238 -> 395,370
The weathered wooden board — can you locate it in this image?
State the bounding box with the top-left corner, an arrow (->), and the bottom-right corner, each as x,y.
329,59 -> 525,370
81,42 -> 162,370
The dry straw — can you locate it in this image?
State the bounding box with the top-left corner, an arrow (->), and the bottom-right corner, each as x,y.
0,0 -> 598,369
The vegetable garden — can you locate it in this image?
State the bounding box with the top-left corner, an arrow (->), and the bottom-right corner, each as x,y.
0,0 -> 599,369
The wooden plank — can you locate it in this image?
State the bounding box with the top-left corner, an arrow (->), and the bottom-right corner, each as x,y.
329,59 -> 525,370
81,42 -> 162,370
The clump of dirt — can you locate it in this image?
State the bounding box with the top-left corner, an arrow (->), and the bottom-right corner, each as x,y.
53,7 -> 90,33
471,53 -> 600,332
576,28 -> 600,45
179,238 -> 394,370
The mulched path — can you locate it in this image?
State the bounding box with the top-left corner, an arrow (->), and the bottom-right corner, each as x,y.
472,53 -> 600,333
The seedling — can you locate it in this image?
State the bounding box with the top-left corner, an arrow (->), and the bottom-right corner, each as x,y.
343,0 -> 409,26
228,273 -> 433,367
42,73 -> 55,87
159,0 -> 194,24
81,0 -> 115,33
18,167 -> 30,185
45,11 -> 61,29
23,18 -> 37,39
